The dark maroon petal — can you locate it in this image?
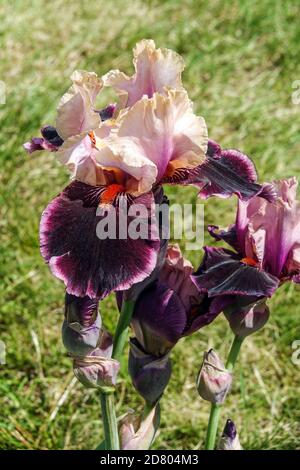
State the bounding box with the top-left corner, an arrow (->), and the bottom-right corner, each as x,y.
128,338 -> 172,405
193,150 -> 265,201
131,281 -> 187,356
161,139 -> 275,202
208,225 -> 241,253
99,103 -> 116,121
184,139 -> 275,201
184,295 -> 232,336
119,187 -> 169,301
41,125 -> 64,147
24,125 -> 63,154
40,181 -> 160,299
23,137 -> 51,153
223,419 -> 237,440
62,296 -> 101,357
193,247 -> 279,298
207,139 -> 222,157
64,293 -> 99,327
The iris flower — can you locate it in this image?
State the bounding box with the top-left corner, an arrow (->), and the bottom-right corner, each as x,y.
122,244 -> 227,404
192,178 -> 300,307
24,40 -> 271,299
129,244 -> 227,357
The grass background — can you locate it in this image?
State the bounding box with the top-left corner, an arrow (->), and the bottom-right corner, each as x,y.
1,0 -> 300,450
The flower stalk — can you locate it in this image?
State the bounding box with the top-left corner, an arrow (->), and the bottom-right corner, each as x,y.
99,299 -> 136,450
204,335 -> 244,450
100,389 -> 119,450
112,300 -> 136,361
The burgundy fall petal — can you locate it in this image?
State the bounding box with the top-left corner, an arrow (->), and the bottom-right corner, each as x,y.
23,125 -> 63,153
40,181 -> 160,299
192,149 -> 272,201
208,224 -> 241,253
161,139 -> 276,202
193,247 -> 279,298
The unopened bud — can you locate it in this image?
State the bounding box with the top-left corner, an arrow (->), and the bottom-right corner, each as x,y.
218,419 -> 242,450
225,299 -> 270,338
73,329 -> 119,390
128,339 -> 171,405
62,294 -> 101,356
196,349 -> 232,404
120,404 -> 160,450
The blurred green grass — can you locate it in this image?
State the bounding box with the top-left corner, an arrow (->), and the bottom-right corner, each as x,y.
1,0 -> 300,450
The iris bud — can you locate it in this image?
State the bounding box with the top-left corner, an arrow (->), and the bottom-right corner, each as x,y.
196,349 -> 232,404
120,404 -> 160,450
73,329 -> 119,390
62,294 -> 101,356
224,298 -> 270,338
128,338 -> 171,405
218,419 -> 242,450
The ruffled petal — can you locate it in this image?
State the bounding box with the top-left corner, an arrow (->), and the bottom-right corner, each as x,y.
236,177 -> 300,278
40,181 -> 160,299
103,39 -> 184,108
94,134 -> 158,195
56,70 -> 102,140
56,134 -> 101,186
98,89 -> 207,184
192,247 -> 279,298
56,121 -> 122,187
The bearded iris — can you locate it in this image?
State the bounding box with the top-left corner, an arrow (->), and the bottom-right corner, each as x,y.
23,39 -> 288,451
25,40 -> 270,300
193,177 -> 300,450
192,178 -> 300,307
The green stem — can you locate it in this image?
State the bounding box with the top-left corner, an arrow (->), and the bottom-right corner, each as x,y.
100,391 -> 119,450
225,335 -> 244,371
98,299 -> 135,450
112,299 -> 135,361
204,335 -> 244,450
205,404 -> 221,450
